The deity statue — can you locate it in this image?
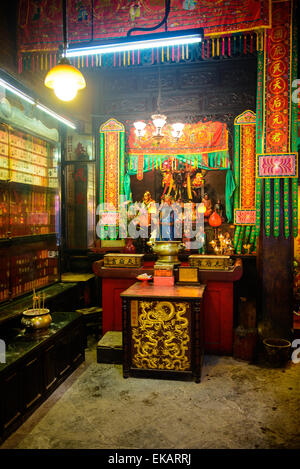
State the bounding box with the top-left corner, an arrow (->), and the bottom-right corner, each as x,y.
201,193 -> 212,218
141,191 -> 157,218
137,191 -> 157,237
192,171 -> 205,201
159,194 -> 174,240
161,171 -> 175,198
214,199 -> 224,221
172,170 -> 185,201
142,190 -> 154,207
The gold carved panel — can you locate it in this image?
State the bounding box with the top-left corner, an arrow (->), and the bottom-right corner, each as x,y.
131,300 -> 191,371
189,254 -> 232,270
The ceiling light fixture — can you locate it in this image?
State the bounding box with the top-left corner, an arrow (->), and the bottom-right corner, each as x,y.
36,103 -> 77,129
44,0 -> 86,102
0,78 -> 35,105
65,29 -> 203,58
0,75 -> 76,129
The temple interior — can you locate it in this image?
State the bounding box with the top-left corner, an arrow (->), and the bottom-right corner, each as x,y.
0,0 -> 299,452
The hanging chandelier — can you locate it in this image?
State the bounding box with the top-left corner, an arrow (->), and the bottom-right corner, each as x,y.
134,116 -> 185,141
44,0 -> 86,101
130,1 -> 194,141
133,116 -> 185,141
133,66 -> 185,141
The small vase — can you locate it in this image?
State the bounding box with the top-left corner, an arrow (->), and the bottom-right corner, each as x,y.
208,211 -> 222,228
124,238 -> 136,253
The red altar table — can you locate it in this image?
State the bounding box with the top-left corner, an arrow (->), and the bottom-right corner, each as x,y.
93,258 -> 243,355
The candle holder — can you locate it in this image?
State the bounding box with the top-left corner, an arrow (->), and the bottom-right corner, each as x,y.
243,244 -> 252,255
209,231 -> 234,256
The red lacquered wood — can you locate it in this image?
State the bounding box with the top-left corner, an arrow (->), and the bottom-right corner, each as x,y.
203,281 -> 233,354
102,278 -> 136,333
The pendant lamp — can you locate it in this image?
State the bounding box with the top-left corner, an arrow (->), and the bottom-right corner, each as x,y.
44,0 -> 86,102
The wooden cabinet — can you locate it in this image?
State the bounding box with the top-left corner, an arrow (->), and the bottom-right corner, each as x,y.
0,370 -> 22,436
121,283 -> 206,383
203,281 -> 234,354
70,324 -> 85,366
22,354 -> 43,412
43,343 -> 58,393
55,334 -> 71,379
0,312 -> 85,442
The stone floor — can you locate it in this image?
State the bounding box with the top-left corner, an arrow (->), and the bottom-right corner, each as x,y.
1,339 -> 300,450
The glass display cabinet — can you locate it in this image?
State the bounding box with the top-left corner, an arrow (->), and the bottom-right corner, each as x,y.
63,131 -> 96,250
0,87 -> 61,303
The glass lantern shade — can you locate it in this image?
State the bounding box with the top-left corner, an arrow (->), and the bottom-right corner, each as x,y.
171,122 -> 185,139
151,114 -> 167,136
133,121 -> 146,137
44,59 -> 86,102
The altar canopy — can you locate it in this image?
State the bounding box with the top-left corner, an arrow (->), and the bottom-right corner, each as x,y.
128,121 -> 229,158
124,121 -> 235,222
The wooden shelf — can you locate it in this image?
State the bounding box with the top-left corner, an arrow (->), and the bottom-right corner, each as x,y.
0,180 -> 58,192
0,233 -> 58,247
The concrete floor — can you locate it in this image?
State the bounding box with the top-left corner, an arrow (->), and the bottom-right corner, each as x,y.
1,340 -> 300,450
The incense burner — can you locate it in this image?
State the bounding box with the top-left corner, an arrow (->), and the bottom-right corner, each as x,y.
147,240 -> 185,265
21,308 -> 52,330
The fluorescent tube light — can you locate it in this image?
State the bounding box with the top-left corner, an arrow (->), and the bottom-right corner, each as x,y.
36,103 -> 77,129
0,77 -> 76,129
0,78 -> 35,105
66,28 -> 203,58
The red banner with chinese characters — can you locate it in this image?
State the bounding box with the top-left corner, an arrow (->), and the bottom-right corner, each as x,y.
241,124 -> 256,209
294,186 -> 300,262
233,110 -> 256,227
265,6 -> 290,154
17,0 -> 271,53
99,119 -> 125,210
255,0 -> 298,239
128,121 -> 228,156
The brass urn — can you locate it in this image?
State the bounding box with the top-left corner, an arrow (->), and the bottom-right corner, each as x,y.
21,308 -> 52,330
147,240 -> 185,266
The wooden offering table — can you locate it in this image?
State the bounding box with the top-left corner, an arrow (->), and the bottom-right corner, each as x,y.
121,282 -> 206,383
93,258 -> 243,355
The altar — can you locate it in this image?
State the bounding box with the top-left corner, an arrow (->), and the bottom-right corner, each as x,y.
93,257 -> 243,355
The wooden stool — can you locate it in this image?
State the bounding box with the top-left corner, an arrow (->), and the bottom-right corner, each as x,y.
76,306 -> 102,340
96,331 -> 123,364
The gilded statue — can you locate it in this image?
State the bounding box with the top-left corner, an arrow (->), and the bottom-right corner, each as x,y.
201,193 -> 212,218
